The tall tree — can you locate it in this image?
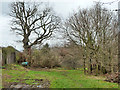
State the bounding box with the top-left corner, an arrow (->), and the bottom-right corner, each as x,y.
63,2 -> 118,74
10,2 -> 60,52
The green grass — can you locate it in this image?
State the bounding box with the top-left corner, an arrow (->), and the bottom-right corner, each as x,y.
2,64 -> 118,88
0,69 -> 2,89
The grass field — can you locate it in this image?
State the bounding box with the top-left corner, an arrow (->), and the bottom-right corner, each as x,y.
2,64 -> 118,88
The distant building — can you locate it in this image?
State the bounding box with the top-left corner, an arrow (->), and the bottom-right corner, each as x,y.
0,46 -> 17,66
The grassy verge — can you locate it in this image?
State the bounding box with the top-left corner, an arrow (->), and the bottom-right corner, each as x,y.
2,64 -> 118,88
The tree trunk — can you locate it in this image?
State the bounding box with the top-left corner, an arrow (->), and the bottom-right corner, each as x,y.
89,58 -> 92,74
83,55 -> 86,74
24,47 -> 31,66
89,52 -> 93,74
95,64 -> 99,76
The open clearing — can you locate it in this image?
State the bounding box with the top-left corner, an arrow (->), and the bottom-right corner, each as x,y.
2,64 -> 118,88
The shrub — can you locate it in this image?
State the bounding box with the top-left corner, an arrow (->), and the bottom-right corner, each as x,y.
31,44 -> 60,68
61,55 -> 79,69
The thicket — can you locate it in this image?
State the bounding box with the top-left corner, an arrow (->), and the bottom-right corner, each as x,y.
30,43 -> 60,68
56,43 -> 83,69
18,43 -> 83,69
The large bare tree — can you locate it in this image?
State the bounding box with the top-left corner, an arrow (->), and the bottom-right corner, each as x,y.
10,2 -> 60,52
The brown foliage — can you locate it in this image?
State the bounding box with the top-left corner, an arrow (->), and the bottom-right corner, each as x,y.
30,44 -> 60,68
105,72 -> 119,84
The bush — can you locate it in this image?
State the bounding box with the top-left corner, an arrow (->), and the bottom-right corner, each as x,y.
61,55 -> 79,69
31,44 -> 60,68
16,52 -> 26,64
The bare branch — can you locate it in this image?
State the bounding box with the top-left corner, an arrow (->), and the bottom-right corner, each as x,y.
10,1 -> 60,50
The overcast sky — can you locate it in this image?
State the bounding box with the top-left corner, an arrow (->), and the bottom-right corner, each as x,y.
0,0 -> 119,51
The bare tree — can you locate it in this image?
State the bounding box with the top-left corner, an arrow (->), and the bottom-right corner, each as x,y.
63,2 -> 118,74
10,2 -> 60,52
